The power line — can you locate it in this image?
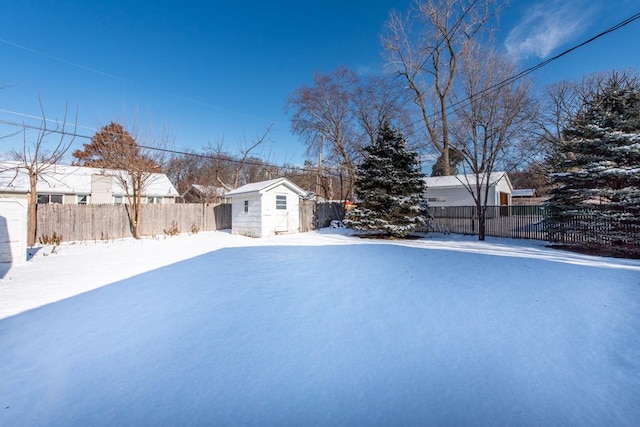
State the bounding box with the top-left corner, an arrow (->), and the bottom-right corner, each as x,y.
0,117 -> 325,175
401,10 -> 640,139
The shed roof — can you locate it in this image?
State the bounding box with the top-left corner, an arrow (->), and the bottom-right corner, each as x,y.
425,172 -> 511,190
0,161 -> 179,197
226,178 -> 307,197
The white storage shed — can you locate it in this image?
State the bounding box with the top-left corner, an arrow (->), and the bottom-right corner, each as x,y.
424,172 -> 513,207
226,178 -> 307,237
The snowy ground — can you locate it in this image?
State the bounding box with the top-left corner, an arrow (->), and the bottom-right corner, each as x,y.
1,230 -> 639,425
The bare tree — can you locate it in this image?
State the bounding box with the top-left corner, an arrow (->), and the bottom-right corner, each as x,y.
6,99 -> 77,246
287,67 -> 413,200
229,125 -> 273,189
72,122 -> 165,239
382,0 -> 506,175
451,44 -> 535,240
352,74 -> 414,147
286,67 -> 360,199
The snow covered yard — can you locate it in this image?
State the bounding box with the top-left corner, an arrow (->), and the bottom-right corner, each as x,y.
1,230 -> 639,426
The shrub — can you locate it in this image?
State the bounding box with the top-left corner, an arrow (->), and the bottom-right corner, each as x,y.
163,221 -> 180,236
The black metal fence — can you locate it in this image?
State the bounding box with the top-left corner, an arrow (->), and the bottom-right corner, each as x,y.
430,205 -> 546,240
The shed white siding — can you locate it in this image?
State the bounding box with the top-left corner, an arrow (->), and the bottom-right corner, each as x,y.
226,178 -> 306,238
230,194 -> 263,238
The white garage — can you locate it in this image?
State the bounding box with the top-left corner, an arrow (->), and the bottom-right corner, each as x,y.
226,178 -> 307,238
0,196 -> 28,265
424,172 -> 513,207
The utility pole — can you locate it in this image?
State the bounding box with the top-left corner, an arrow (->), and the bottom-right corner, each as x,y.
316,136 -> 324,198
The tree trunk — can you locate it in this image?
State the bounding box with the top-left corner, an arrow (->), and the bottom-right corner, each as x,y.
27,173 -> 38,247
477,204 -> 486,241
133,190 -> 142,239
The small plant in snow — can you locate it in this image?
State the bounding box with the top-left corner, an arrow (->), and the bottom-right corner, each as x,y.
39,232 -> 62,246
163,221 -> 180,237
190,222 -> 200,234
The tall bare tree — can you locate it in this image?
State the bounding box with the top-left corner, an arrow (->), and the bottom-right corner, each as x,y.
287,67 -> 412,200
382,0 -> 506,175
451,44 -> 535,240
352,74 -> 414,147
72,122 -> 164,239
287,67 -> 359,199
6,99 -> 77,246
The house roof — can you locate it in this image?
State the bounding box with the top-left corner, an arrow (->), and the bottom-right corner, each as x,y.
425,172 -> 512,190
512,188 -> 536,197
225,178 -> 307,197
0,161 -> 179,197
182,184 -> 228,198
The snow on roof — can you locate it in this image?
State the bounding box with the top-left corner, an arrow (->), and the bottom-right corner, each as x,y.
425,172 -> 510,189
184,184 -> 228,198
225,178 -> 307,197
0,161 -> 179,197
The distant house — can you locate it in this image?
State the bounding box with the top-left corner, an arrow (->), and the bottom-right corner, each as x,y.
0,161 -> 179,205
424,172 -> 513,207
226,178 -> 307,237
181,184 -> 228,203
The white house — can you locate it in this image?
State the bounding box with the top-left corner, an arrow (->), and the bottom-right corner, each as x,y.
424,172 -> 513,207
226,178 -> 307,237
0,161 -> 179,205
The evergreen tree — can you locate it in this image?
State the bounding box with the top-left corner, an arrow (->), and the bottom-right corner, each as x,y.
545,72 -> 640,256
344,122 -> 430,237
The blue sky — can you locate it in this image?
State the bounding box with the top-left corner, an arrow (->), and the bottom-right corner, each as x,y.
1,0 -> 638,166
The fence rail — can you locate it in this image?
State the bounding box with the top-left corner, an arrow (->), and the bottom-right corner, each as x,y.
37,202 -> 232,243
430,205 -> 546,240
36,202 -> 637,255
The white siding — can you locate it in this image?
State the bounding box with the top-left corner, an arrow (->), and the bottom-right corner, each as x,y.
228,181 -> 303,237
0,197 -> 28,264
426,186 -> 476,207
261,187 -> 300,237
231,195 -> 262,237
425,173 -> 512,207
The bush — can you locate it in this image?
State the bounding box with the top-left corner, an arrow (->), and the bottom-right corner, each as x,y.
163,221 -> 180,236
39,232 -> 62,246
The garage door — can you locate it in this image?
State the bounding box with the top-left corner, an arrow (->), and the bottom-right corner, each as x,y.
0,198 -> 28,265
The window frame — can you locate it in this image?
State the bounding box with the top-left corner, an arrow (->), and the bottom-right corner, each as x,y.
275,194 -> 287,210
37,194 -> 63,204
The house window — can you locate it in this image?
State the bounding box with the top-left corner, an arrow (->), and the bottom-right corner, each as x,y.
147,197 -> 162,204
114,196 -> 124,204
77,195 -> 88,204
427,197 -> 447,203
276,195 -> 287,210
37,194 -> 63,204
243,200 -> 249,213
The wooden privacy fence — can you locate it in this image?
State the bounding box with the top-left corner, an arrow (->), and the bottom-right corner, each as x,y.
299,200 -> 346,231
36,201 -> 345,243
37,203 -> 232,243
